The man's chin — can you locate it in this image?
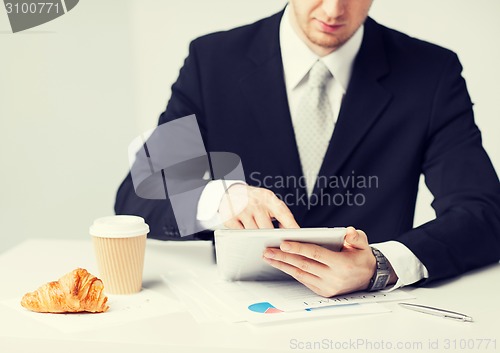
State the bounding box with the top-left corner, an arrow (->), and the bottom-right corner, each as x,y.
308,34 -> 343,51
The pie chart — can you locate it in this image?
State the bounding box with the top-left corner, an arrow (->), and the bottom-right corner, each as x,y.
248,302 -> 283,314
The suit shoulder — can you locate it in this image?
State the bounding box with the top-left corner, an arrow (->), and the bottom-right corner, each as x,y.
190,12 -> 281,54
369,18 -> 459,66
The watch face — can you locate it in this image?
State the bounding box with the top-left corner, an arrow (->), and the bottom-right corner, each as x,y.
374,274 -> 390,289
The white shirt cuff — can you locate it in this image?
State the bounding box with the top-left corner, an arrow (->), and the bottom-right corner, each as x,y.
196,180 -> 247,230
370,240 -> 429,291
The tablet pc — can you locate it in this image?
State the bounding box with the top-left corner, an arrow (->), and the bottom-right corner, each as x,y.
214,227 -> 346,281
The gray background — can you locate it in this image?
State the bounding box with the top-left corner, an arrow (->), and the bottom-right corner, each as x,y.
1,0 -> 499,253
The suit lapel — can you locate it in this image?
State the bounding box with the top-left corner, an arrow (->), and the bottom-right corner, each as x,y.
318,18 -> 392,187
238,11 -> 308,220
239,57 -> 303,178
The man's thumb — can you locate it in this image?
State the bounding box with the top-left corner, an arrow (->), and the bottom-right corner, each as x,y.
343,227 -> 368,250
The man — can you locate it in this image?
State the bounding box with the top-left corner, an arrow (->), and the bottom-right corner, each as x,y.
115,0 -> 500,297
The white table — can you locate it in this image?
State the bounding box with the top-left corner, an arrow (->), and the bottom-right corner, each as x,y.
0,239 -> 498,353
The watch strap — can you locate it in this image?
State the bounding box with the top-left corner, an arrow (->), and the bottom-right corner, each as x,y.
367,247 -> 391,291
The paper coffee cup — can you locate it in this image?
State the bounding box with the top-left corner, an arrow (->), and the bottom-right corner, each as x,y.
89,215 -> 149,294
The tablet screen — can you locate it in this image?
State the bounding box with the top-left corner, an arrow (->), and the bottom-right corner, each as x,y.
214,228 -> 346,281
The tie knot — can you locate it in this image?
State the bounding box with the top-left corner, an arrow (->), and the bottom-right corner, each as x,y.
308,61 -> 332,88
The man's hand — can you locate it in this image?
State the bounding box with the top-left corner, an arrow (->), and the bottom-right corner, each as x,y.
219,184 -> 299,229
262,227 -> 381,297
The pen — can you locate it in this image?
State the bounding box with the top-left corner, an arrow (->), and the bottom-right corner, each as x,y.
399,303 -> 473,322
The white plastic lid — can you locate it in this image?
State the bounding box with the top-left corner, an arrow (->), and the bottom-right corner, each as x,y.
89,215 -> 150,238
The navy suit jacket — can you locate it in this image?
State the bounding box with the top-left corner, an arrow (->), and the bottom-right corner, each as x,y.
115,12 -> 500,283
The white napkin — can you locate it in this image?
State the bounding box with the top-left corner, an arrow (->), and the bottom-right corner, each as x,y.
1,289 -> 182,333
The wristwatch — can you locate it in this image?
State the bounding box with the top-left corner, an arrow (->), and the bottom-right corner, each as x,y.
367,247 -> 391,291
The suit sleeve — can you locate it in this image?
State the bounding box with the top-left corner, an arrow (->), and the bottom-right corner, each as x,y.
114,40 -> 213,240
396,53 -> 500,283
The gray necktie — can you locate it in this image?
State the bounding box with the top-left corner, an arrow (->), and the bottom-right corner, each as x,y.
294,60 -> 334,196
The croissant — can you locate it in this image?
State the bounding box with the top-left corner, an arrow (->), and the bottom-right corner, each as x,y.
21,268 -> 109,313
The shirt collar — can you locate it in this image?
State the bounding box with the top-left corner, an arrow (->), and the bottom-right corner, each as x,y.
279,5 -> 364,93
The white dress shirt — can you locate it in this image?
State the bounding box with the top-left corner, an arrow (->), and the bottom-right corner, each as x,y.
197,6 -> 428,289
